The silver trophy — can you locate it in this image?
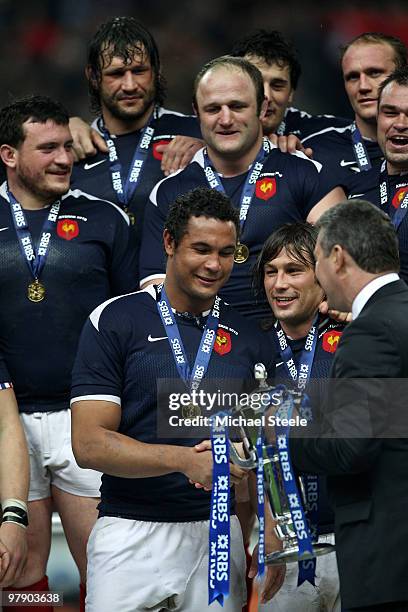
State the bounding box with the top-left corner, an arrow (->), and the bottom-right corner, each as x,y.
229,364 -> 335,564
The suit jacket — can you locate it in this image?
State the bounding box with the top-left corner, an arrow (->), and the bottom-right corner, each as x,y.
290,279 -> 408,609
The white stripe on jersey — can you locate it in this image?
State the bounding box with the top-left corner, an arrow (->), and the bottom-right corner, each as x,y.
301,123 -> 353,144
70,394 -> 121,406
65,188 -> 130,225
89,284 -> 156,331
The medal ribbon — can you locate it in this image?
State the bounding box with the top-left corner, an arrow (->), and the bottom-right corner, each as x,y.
273,318 -> 319,585
8,189 -> 60,282
203,137 -> 271,236
273,390 -> 315,583
209,414 -> 230,606
98,107 -> 158,209
256,428 -> 265,578
350,122 -> 372,171
379,160 -> 408,230
156,285 -> 220,394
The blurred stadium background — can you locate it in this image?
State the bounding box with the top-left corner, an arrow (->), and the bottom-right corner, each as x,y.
2,0 -> 406,609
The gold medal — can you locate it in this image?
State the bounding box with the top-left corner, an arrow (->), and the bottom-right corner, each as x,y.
27,279 -> 45,303
182,403 -> 201,418
234,243 -> 250,264
124,208 -> 136,225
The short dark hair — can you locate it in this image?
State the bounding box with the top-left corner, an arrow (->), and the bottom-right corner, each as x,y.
86,16 -> 166,114
378,65 -> 408,104
253,222 -> 317,298
231,29 -> 301,90
165,187 -> 240,247
340,32 -> 407,70
193,56 -> 265,115
0,95 -> 69,149
316,200 -> 400,274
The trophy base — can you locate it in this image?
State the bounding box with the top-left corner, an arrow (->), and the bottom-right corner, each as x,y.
265,542 -> 335,565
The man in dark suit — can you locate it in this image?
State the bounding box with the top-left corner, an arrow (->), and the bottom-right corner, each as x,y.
289,199 -> 408,611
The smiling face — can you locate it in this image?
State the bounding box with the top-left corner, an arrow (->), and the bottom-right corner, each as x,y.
5,119 -> 73,204
164,215 -> 237,314
95,46 -> 156,132
245,55 -> 294,135
264,246 -> 324,337
377,80 -> 408,174
194,65 -> 265,169
342,41 -> 398,131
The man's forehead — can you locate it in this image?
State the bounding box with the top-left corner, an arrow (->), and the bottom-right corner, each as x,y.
22,118 -> 70,141
100,44 -> 150,69
266,246 -> 312,268
342,41 -> 396,69
380,80 -> 408,104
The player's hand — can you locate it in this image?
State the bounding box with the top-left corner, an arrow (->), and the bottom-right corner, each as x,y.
158,136 -> 204,175
69,117 -> 108,161
249,543 -> 286,603
0,523 -> 27,587
319,300 -> 352,323
269,133 -> 313,159
186,441 -> 248,490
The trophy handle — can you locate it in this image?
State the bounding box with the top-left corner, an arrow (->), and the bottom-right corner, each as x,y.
229,441 -> 257,469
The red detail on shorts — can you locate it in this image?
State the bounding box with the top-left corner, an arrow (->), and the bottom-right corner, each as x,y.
213,328 -> 232,355
153,139 -> 171,160
57,219 -> 79,241
255,177 -> 276,200
322,330 -> 343,353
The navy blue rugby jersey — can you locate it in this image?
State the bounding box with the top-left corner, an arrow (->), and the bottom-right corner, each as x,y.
140,146 -> 336,320
302,123 -> 384,195
0,183 -> 138,413
71,108 -> 201,266
349,172 -> 408,283
267,315 -> 345,534
71,284 -> 275,522
277,106 -> 350,139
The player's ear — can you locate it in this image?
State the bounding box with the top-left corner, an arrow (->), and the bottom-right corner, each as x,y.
259,96 -> 268,120
85,65 -> 97,88
163,229 -> 176,257
0,144 -> 17,169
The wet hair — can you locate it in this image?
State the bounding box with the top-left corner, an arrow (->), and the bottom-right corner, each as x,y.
340,32 -> 407,70
165,187 -> 240,247
192,55 -> 265,115
86,16 -> 166,114
0,94 -> 69,148
231,29 -> 301,89
253,222 -> 317,299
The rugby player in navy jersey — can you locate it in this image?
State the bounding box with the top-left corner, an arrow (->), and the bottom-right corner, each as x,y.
70,17 -> 202,277
0,95 -> 138,612
231,30 -> 349,142
348,66 -> 408,286
139,56 -> 345,321
251,222 -> 344,611
71,187 -> 279,611
302,33 -> 407,195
